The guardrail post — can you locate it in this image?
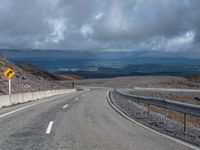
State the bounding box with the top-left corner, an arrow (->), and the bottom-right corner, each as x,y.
147,104 -> 150,119
164,109 -> 168,125
141,103 -> 144,115
184,113 -> 187,132
126,97 -> 128,111
127,99 -> 130,111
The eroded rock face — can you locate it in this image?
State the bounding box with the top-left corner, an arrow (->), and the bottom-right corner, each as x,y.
0,55 -> 69,95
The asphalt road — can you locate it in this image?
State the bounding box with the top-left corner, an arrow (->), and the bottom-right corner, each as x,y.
0,88 -> 195,150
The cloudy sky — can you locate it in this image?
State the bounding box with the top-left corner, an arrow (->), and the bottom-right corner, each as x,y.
0,0 -> 200,54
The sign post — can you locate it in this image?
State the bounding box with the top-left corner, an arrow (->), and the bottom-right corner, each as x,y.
4,68 -> 15,104
9,79 -> 11,103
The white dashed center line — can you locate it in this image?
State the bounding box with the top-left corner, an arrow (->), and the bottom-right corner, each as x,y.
62,104 -> 68,109
46,121 -> 54,134
75,97 -> 79,101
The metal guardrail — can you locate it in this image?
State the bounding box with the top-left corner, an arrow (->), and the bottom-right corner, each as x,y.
113,90 -> 200,132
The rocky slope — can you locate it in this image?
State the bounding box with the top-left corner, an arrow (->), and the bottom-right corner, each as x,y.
0,55 -> 71,95
18,64 -> 65,81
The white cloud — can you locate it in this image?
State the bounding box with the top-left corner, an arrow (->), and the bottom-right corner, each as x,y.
0,0 -> 200,54
80,24 -> 94,39
95,12 -> 105,20
46,19 -> 66,43
105,0 -> 128,32
34,19 -> 66,48
152,31 -> 195,52
34,18 -> 67,48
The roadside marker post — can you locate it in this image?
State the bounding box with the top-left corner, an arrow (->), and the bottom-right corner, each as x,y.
4,68 -> 15,104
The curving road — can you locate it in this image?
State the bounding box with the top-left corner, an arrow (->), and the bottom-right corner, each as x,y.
0,88 -> 195,150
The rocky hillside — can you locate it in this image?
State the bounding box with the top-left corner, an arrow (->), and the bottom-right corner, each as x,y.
18,64 -> 65,81
0,55 -> 71,95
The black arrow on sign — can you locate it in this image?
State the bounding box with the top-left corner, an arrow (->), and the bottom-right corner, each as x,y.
7,71 -> 13,77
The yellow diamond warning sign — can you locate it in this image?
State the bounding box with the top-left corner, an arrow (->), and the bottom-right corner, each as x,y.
4,68 -> 15,79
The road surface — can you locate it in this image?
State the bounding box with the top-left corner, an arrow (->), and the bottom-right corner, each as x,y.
0,88 -> 195,150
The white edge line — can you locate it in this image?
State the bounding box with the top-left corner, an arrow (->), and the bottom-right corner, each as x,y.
107,91 -> 200,150
0,93 -> 75,119
0,100 -> 49,119
62,104 -> 68,109
46,121 -> 54,134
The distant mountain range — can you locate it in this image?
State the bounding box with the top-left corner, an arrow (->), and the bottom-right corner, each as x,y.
57,64 -> 200,78
1,49 -> 200,78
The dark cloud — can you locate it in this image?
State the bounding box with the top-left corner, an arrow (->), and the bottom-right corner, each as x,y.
0,0 -> 200,53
